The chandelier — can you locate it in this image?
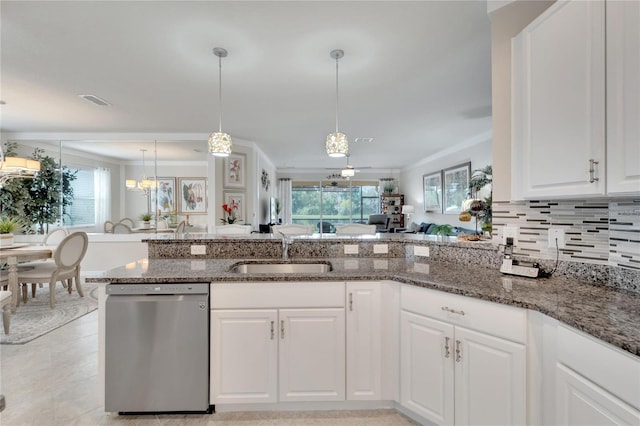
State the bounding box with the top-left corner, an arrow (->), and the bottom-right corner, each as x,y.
0,145 -> 41,186
208,47 -> 232,157
326,49 -> 348,158
126,149 -> 156,194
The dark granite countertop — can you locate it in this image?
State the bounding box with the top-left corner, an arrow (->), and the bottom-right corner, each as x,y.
87,257 -> 640,357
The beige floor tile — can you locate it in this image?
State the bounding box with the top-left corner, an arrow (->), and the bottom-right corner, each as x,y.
1,311 -> 418,426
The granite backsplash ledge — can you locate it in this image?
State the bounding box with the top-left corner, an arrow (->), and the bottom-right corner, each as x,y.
144,234 -> 638,293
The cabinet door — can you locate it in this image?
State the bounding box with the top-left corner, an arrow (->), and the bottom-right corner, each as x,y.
278,308 -> 345,402
556,363 -> 640,425
606,0 -> 640,195
346,282 -> 381,400
210,309 -> 278,404
512,0 -> 605,199
400,311 -> 454,426
454,326 -> 526,426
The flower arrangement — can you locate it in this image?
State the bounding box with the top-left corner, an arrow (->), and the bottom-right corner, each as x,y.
221,201 -> 240,224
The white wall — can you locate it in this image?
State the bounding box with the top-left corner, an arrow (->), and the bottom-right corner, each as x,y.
399,138 -> 492,228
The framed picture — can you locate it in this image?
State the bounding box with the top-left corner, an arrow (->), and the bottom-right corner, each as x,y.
422,171 -> 443,213
224,153 -> 246,188
443,162 -> 471,214
178,177 -> 207,214
223,192 -> 246,222
151,178 -> 176,216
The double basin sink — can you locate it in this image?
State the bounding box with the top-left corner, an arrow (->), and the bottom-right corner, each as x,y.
231,261 -> 332,274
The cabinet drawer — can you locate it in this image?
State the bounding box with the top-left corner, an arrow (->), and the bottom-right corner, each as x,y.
401,285 -> 526,343
557,325 -> 640,410
211,282 -> 345,309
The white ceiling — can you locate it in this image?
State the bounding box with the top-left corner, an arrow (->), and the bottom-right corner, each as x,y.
0,0 -> 492,169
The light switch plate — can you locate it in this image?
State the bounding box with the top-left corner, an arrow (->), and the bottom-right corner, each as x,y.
191,245 -> 206,255
373,244 -> 388,254
344,245 -> 359,254
414,246 -> 430,257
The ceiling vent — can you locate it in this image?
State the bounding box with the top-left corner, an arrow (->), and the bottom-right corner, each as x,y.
79,94 -> 111,106
354,137 -> 373,143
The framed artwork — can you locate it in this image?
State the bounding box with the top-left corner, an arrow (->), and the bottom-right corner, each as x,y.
422,171 -> 443,213
151,177 -> 176,216
223,192 -> 246,222
178,177 -> 207,214
443,162 -> 471,214
224,153 -> 246,188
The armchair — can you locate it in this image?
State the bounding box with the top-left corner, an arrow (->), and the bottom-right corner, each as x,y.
367,214 -> 391,233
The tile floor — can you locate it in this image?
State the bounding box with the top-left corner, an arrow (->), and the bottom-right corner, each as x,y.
1,311 -> 418,425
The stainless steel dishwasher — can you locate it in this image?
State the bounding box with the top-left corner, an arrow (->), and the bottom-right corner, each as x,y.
105,283 -> 211,414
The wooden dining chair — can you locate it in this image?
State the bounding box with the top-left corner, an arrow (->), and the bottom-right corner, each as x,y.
19,228 -> 70,297
112,223 -> 133,234
104,220 -> 114,233
17,232 -> 89,308
174,221 -> 186,234
0,279 -> 11,333
119,218 -> 135,227
335,224 -> 377,235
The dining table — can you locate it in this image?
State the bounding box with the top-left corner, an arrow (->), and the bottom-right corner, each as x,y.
0,244 -> 55,313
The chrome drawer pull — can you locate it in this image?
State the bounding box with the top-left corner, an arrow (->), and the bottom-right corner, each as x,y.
589,159 -> 600,183
455,340 -> 462,362
280,320 -> 285,339
442,306 -> 465,316
444,336 -> 451,358
270,321 -> 275,340
349,292 -> 353,311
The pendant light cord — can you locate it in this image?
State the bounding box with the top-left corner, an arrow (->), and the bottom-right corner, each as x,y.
218,54 -> 223,133
335,57 -> 339,133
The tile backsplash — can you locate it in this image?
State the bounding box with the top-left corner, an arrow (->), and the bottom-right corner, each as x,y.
492,198 -> 639,292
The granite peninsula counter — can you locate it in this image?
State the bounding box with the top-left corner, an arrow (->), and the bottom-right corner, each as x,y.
88,254 -> 640,357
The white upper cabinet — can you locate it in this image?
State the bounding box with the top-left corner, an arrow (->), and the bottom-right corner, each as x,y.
606,0 -> 640,195
512,0 -> 640,199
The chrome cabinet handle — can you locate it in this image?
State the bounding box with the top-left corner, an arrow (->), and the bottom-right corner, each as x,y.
589,159 -> 600,183
349,292 -> 353,311
455,340 -> 462,362
444,336 -> 451,358
270,321 -> 275,340
442,306 -> 465,316
280,320 -> 285,339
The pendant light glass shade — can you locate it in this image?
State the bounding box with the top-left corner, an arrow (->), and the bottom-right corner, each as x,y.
208,131 -> 232,157
209,47 -> 232,157
326,49 -> 348,158
125,149 -> 157,193
327,132 -> 348,158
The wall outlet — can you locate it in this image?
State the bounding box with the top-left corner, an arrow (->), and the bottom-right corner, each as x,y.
190,245 -> 206,255
373,244 -> 388,254
414,246 -> 430,257
548,227 -> 566,249
344,244 -> 359,255
502,225 -> 519,246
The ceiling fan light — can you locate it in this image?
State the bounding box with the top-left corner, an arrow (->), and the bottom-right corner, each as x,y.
208,131 -> 232,157
326,132 -> 348,157
341,167 -> 355,177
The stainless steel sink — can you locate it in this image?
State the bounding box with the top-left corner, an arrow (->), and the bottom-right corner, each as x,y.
231,262 -> 332,274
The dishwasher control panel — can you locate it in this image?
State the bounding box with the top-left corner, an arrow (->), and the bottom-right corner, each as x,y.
106,283 -> 209,295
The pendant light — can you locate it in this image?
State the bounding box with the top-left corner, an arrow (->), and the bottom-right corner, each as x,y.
0,145 -> 41,186
126,149 -> 156,194
208,47 -> 232,157
326,49 -> 348,158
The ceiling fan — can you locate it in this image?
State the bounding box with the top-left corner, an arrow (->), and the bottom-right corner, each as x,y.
326,155 -> 371,178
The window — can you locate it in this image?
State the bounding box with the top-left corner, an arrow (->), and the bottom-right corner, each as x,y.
65,168 -> 95,226
291,180 -> 380,232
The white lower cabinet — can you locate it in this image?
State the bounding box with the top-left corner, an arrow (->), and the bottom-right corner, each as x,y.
279,308 -> 345,402
210,282 -> 346,405
346,281 -> 382,400
554,324 -> 640,425
400,285 -> 527,425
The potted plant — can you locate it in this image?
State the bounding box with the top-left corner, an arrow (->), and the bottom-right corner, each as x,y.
139,213 -> 153,229
382,180 -> 396,194
0,216 -> 24,247
432,224 -> 453,242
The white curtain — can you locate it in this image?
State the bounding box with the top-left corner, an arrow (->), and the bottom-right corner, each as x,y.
278,178 -> 292,224
94,167 -> 111,227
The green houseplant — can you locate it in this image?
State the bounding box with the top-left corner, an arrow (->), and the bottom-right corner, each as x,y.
432,224 -> 453,241
140,213 -> 153,229
0,216 -> 24,247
